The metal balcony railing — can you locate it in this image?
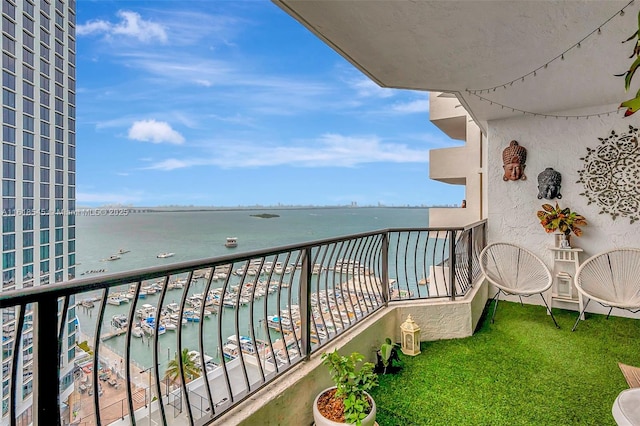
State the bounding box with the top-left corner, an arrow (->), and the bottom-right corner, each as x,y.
0,221 -> 485,426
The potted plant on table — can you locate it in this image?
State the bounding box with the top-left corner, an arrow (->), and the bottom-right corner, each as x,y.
536,202 -> 587,248
313,350 -> 378,426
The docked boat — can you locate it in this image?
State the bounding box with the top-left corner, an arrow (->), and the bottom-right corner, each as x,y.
188,351 -> 219,373
131,326 -> 144,338
225,237 -> 238,248
111,314 -> 129,329
141,317 -> 165,335
81,299 -> 95,308
183,311 -> 201,322
157,252 -> 175,258
225,335 -> 260,356
106,296 -> 127,306
135,304 -> 156,319
267,315 -> 293,331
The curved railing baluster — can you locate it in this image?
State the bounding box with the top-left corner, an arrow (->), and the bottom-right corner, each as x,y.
153,274 -> 171,425
126,280 -> 142,426
93,287 -> 109,426
197,266 -> 216,418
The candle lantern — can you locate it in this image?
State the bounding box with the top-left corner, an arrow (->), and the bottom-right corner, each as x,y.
400,315 -> 421,356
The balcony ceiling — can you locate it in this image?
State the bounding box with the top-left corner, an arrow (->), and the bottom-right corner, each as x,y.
274,0 -> 635,130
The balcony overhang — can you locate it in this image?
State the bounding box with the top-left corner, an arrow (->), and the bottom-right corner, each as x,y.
273,0 -> 633,133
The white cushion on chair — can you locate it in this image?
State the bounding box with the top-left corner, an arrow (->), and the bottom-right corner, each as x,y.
612,388 -> 640,425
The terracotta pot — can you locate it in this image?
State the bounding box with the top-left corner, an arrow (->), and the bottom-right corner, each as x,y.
312,387 -> 377,426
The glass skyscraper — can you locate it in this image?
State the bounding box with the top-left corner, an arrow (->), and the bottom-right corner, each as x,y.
1,0 -> 76,423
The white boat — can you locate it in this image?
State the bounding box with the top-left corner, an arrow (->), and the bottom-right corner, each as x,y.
188,351 -> 219,372
163,321 -> 177,331
117,248 -> 130,254
157,252 -> 175,258
132,326 -> 144,338
165,303 -> 180,314
136,304 -> 156,319
111,314 -> 128,329
106,255 -> 121,261
107,296 -> 126,306
225,237 -> 238,248
141,317 -> 166,335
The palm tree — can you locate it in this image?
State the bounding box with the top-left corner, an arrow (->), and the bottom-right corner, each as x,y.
164,348 -> 201,385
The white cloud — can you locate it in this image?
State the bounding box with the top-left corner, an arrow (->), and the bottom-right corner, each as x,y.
145,159 -> 196,171
351,77 -> 394,99
391,99 -> 430,114
143,133 -> 431,171
128,120 -> 185,145
77,10 -> 167,43
76,20 -> 111,35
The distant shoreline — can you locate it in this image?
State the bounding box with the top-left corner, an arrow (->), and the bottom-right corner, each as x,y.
76,205 -> 435,213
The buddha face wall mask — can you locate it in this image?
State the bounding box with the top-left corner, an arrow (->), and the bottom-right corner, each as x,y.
502,140 -> 527,181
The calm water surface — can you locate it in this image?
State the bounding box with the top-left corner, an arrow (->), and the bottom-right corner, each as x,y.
75,207 -> 429,274
74,207 -> 429,370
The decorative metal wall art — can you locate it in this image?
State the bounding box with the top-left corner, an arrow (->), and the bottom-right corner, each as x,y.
577,125 -> 640,224
502,140 -> 527,181
537,168 -> 562,200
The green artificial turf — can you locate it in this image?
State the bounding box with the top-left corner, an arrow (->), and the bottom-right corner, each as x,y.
370,301 -> 640,426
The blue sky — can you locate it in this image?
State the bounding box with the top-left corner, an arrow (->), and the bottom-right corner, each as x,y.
75,1 -> 463,207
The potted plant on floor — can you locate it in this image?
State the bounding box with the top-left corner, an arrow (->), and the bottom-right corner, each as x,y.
375,338 -> 401,374
313,350 -> 378,426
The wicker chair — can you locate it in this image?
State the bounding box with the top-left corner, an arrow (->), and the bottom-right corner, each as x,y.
572,248 -> 640,331
479,242 -> 558,327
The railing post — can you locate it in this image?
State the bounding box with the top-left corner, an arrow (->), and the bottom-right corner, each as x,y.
467,228 -> 474,288
449,230 -> 457,301
34,297 -> 61,426
300,248 -> 312,358
381,232 -> 390,305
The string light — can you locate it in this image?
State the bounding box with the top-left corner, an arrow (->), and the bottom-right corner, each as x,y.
466,0 -> 635,94
468,93 -> 623,119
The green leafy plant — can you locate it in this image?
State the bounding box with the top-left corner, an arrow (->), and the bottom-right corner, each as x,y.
163,348 -> 201,385
377,338 -> 401,374
536,202 -> 587,236
321,350 -> 378,425
617,10 -> 640,116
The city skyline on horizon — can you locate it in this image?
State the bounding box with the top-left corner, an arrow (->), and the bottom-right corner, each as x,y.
76,1 -> 464,208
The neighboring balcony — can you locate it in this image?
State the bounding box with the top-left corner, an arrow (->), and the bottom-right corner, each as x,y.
428,92 -> 484,228
429,93 -> 467,142
0,222 -> 486,426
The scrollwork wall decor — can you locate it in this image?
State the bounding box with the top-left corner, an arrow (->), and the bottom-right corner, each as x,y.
577,125 -> 640,223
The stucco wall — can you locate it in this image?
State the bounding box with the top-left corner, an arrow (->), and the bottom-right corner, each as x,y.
486,106 -> 640,317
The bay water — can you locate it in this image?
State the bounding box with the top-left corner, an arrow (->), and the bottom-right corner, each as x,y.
73,207 -> 429,376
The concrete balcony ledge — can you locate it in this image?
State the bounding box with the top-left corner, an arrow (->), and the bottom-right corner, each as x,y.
220,279 -> 488,426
